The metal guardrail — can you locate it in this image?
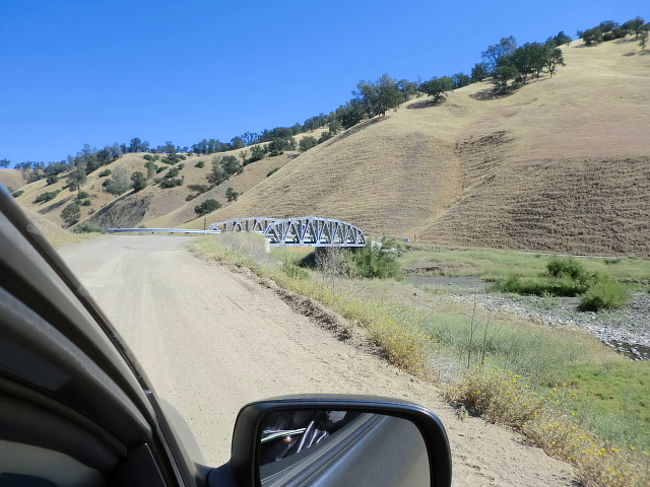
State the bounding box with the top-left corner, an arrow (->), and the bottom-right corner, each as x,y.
107,228 -> 218,235
108,217 -> 367,248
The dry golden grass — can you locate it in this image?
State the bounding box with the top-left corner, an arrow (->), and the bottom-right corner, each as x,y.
21,207 -> 92,248
193,37 -> 650,256
9,127 -> 327,230
13,153 -> 154,227
0,169 -> 25,192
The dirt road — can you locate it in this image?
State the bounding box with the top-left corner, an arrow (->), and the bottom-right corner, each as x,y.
62,236 -> 573,486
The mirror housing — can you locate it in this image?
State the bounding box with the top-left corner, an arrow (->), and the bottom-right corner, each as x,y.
209,395 -> 451,487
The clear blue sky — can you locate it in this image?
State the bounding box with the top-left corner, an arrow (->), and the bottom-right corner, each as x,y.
0,0 -> 646,163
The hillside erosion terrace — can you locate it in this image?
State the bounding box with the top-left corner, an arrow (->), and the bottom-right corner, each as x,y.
108,216 -> 367,248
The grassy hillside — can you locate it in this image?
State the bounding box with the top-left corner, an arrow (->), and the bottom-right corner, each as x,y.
0,169 -> 26,193
189,38 -> 649,256
9,127 -> 326,230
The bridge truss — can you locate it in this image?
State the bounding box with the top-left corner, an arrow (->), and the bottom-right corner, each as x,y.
208,217 -> 366,247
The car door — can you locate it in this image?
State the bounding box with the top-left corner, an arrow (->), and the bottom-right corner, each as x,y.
0,188 -> 206,486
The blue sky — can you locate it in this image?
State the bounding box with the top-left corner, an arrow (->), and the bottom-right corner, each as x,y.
0,0 -> 647,163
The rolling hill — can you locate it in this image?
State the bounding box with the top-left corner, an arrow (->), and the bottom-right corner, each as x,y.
7,130 -> 325,230
188,38 -> 650,256
3,36 -> 649,256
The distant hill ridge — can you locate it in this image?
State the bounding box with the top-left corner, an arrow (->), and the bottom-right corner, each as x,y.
191,39 -> 650,256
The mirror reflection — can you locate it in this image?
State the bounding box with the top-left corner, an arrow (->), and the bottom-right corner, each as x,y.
258,409 -> 430,487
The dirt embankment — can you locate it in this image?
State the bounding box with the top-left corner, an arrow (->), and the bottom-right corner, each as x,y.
62,236 -> 573,486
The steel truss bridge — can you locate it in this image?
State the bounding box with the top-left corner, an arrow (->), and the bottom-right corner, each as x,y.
208,217 -> 366,247
107,217 -> 366,248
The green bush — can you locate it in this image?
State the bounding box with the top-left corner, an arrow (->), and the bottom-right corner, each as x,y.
98,169 -> 112,178
130,171 -> 147,191
266,167 -> 279,178
75,191 -> 89,200
579,279 -> 631,311
282,262 -> 310,280
164,167 -> 180,179
299,136 -> 318,152
194,198 -> 221,216
195,160 -> 205,168
61,202 -> 80,227
225,187 -> 240,202
72,222 -> 103,234
34,190 -> 60,203
346,239 -> 403,279
159,177 -> 183,188
547,257 -> 586,280
188,184 -> 208,194
46,174 -> 58,185
492,275 -> 588,296
80,199 -> 91,206
12,190 -> 24,198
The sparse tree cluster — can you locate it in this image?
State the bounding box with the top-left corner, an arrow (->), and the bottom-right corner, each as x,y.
207,155 -> 242,186
225,187 -> 240,202
578,17 -> 648,46
419,77 -> 454,102
483,39 -> 566,93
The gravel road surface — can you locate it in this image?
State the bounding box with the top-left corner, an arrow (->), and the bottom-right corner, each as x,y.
62,236 -> 573,487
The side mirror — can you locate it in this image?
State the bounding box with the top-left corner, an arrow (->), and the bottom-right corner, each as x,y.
209,395 -> 452,487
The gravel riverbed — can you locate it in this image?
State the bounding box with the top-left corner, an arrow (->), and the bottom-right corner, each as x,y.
408,276 -> 650,360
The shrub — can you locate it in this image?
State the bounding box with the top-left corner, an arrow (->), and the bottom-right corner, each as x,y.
282,262 -> 310,280
98,169 -> 111,178
346,239 -> 403,279
46,174 -> 58,185
105,167 -> 131,195
493,275 -> 588,296
194,199 -> 221,216
195,160 -> 205,168
130,171 -> 147,191
156,166 -> 166,174
188,184 -> 208,194
579,279 -> 631,311
72,222 -> 103,234
247,145 -> 265,164
299,136 -> 318,152
547,257 -> 586,280
12,190 -> 24,198
159,177 -> 183,188
266,167 -> 279,178
165,166 -> 180,179
34,190 -> 60,203
225,187 -> 240,202
80,199 -> 91,206
61,203 -> 80,227
494,257 -> 598,297
75,191 -> 90,200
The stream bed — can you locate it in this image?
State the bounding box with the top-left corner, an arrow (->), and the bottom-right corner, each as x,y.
406,274 -> 650,360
